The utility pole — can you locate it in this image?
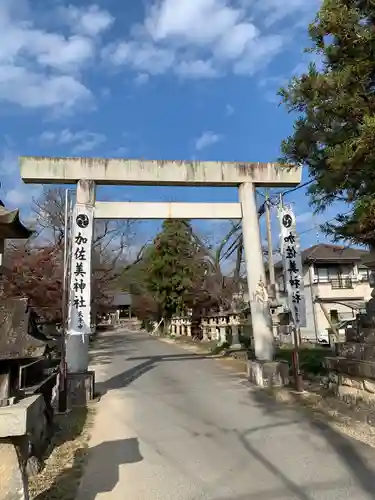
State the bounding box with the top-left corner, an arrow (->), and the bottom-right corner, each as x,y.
58,188 -> 71,413
265,189 -> 275,286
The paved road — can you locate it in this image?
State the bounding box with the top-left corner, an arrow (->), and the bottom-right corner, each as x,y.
76,329 -> 375,499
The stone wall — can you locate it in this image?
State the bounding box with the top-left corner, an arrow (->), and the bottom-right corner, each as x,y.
0,395 -> 49,500
325,322 -> 375,407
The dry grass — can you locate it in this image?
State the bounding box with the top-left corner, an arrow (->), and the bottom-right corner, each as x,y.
29,406 -> 95,500
268,386 -> 375,448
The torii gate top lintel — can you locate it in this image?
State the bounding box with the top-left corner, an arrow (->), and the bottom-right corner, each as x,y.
20,156 -> 302,187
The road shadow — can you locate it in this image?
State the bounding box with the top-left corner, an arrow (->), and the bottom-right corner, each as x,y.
90,349 -> 136,366
89,331 -> 154,366
249,388 -> 375,498
77,437 -> 143,500
95,357 -> 158,394
91,333 -> 137,350
89,332 -> 136,366
127,352 -> 215,361
35,437 -> 143,500
96,353 -> 214,394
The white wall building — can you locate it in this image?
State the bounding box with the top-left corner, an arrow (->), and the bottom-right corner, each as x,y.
275,244 -> 371,339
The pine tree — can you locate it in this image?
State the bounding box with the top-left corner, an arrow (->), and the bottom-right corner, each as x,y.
143,220 -> 205,320
280,0 -> 375,246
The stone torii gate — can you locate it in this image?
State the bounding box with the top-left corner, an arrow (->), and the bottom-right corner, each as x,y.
20,157 -> 302,378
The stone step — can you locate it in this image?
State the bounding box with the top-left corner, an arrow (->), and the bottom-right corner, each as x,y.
325,356 -> 375,380
336,342 -> 375,361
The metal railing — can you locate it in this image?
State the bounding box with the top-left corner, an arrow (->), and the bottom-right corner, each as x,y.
331,278 -> 353,289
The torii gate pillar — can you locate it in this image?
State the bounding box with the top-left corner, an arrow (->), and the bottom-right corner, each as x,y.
239,182 -> 273,360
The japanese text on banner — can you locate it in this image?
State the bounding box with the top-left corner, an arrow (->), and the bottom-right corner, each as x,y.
279,208 -> 306,328
67,205 -> 94,335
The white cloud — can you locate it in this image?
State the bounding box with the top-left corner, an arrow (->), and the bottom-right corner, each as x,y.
0,18 -> 95,73
104,41 -> 175,74
0,147 -> 42,209
59,4 -> 115,37
40,128 -> 106,153
195,131 -> 222,151
0,0 -> 313,111
214,22 -> 258,60
5,188 -> 29,207
233,34 -> 284,75
134,73 -> 150,85
0,148 -> 18,176
100,87 -> 111,98
0,67 -> 92,111
0,2 -> 112,112
226,104 -> 234,116
255,0 -> 319,28
103,0 -> 300,80
175,60 -> 219,79
30,34 -> 94,73
145,0 -> 244,46
4,183 -> 43,209
258,75 -> 285,88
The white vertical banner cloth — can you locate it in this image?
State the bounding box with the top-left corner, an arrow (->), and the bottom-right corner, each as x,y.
279,206 -> 306,327
67,204 -> 94,335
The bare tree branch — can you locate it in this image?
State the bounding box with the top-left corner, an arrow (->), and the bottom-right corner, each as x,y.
30,187 -> 142,309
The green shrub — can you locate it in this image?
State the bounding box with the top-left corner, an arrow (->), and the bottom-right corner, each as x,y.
240,336 -> 252,349
275,347 -> 327,376
210,341 -> 230,355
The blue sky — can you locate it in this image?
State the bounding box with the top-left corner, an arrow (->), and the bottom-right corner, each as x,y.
0,0 -> 347,258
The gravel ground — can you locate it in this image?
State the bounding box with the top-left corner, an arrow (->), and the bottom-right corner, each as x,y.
29,406 -> 95,500
270,386 -> 375,449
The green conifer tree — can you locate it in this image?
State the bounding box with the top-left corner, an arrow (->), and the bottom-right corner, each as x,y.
280,0 -> 375,246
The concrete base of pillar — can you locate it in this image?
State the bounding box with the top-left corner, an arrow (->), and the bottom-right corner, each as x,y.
66,334 -> 90,373
247,359 -> 289,388
67,371 -> 95,408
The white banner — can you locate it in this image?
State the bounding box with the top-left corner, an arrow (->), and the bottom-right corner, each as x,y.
67,204 -> 94,335
279,207 -> 306,328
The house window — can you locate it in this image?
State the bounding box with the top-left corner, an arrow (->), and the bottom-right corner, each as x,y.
340,265 -> 352,279
315,267 -> 330,282
278,274 -> 286,292
330,309 -> 339,324
358,267 -> 370,282
315,265 -> 353,283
